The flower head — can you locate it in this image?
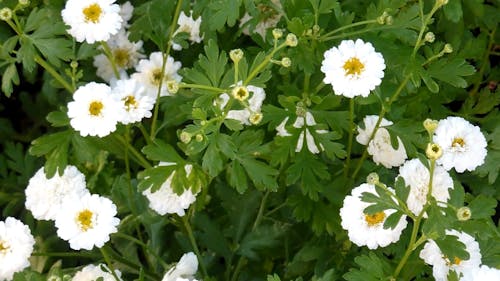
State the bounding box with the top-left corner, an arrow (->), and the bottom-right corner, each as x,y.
0,217 -> 35,281
276,112 -> 328,154
25,165 -> 89,221
55,194 -> 120,250
111,78 -> 155,124
460,265 -> 500,281
162,252 -> 198,281
433,116 -> 487,173
321,39 -> 385,98
217,84 -> 266,126
61,0 -> 123,44
172,10 -> 203,50
340,183 -> 408,249
239,0 -> 283,40
72,264 -> 122,281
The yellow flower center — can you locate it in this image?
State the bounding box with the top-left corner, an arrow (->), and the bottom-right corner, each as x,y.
452,137 -> 465,148
123,95 -> 138,111
453,256 -> 462,265
113,49 -> 130,68
364,212 -> 386,227
0,240 -> 10,254
76,209 -> 94,232
88,101 -> 104,116
232,86 -> 249,101
343,57 -> 365,76
83,3 -> 102,23
151,69 -> 163,85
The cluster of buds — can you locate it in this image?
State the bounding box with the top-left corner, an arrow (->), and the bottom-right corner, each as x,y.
377,11 -> 393,25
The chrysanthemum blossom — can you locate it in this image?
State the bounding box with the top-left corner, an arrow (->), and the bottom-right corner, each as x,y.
239,0 -> 283,40
356,115 -> 392,145
55,194 -> 120,250
321,39 -> 385,98
162,252 -> 198,281
61,0 -> 123,44
111,78 -> 155,124
0,217 -> 35,281
142,163 -> 198,216
460,265 -> 500,281
433,116 -> 487,173
217,85 -> 266,126
340,183 -> 408,249
398,159 -> 453,216
420,229 -> 482,281
131,52 -> 182,98
67,82 -> 122,137
72,264 -> 122,281
172,11 -> 203,50
276,112 -> 328,154
25,165 -> 89,221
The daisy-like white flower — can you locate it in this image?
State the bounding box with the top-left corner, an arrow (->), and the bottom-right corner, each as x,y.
172,11 -> 203,51
67,82 -> 122,138
111,78 -> 155,124
239,0 -> 283,40
162,252 -> 198,281
398,159 -> 453,216
321,39 -> 385,98
356,115 -> 407,168
131,52 -> 182,98
25,165 -> 89,221
61,0 -> 123,44
340,183 -> 408,249
0,217 -> 35,281
276,112 -> 328,154
142,163 -> 198,216
217,84 -> 266,126
55,193 -> 120,250
93,30 -> 144,82
118,1 -> 134,27
420,229 -> 482,281
72,264 -> 122,281
460,265 -> 500,281
433,116 -> 487,173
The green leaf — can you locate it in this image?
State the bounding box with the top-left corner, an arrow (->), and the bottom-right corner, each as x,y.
240,157 -> 278,191
475,149 -> 500,184
427,58 -> 476,88
286,152 -> 330,200
394,177 -> 410,203
193,213 -> 232,260
237,223 -> 286,260
128,0 -> 175,48
443,0 -> 463,23
141,139 -> 184,163
227,160 -> 248,193
2,64 -> 19,97
29,130 -> 73,178
209,0 -> 243,31
343,252 -> 392,281
267,274 -> 281,281
467,194 -> 497,219
137,165 -> 176,192
435,234 -> 470,263
46,110 -> 69,127
18,36 -> 36,72
202,140 -> 224,177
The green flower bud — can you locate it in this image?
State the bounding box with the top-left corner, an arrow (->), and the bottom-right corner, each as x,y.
443,43 -> 453,53
423,118 -> 439,134
281,57 -> 291,68
229,49 -> 244,63
179,131 -> 192,144
272,28 -> 283,39
195,134 -> 204,142
366,172 -> 380,185
424,32 -> 435,43
285,33 -> 298,47
0,7 -> 13,21
231,85 -> 249,101
456,206 -> 471,221
249,112 -> 263,125
426,143 -> 442,160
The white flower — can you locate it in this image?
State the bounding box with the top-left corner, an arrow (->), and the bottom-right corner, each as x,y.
119,1 -> 134,27
321,39 -> 385,98
61,0 -> 123,44
131,52 -> 182,98
355,115 -> 393,145
172,11 -> 203,50
217,85 -> 266,126
111,78 -> 155,124
460,265 -> 500,281
142,163 -> 198,216
239,0 -> 283,40
72,264 -> 122,281
340,183 -> 408,249
93,30 -> 144,82
276,111 -> 329,154
55,194 -> 120,250
67,82 -> 122,137
419,229 -> 482,281
0,217 -> 35,281
25,165 -> 89,221
433,116 -> 487,173
398,159 -> 453,216
162,252 -> 198,281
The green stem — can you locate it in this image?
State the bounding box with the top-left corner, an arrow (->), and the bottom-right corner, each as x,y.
99,246 -> 122,281
182,213 -> 209,279
114,134 -> 152,169
113,232 -> 169,269
344,98 -> 355,178
101,41 -> 121,79
411,1 -> 441,59
34,55 -> 75,93
321,25 -> 396,42
179,83 -> 227,93
243,42 -> 287,85
320,19 -> 378,40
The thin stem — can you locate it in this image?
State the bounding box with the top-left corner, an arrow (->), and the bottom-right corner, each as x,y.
411,1 -> 441,59
114,134 -> 152,169
469,26 -> 496,97
344,98 -> 355,178
179,83 -> 226,93
101,41 -> 121,79
320,19 -> 378,40
243,42 -> 287,85
100,246 -> 122,281
113,232 -> 169,269
34,55 -> 75,93
182,214 -> 209,279
321,25 -> 395,42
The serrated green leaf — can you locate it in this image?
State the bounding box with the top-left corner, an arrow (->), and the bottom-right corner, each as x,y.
443,0 -> 463,23
209,0 -> 243,31
474,149 -> 500,184
394,177 -> 410,203
202,141 -> 224,177
141,139 -> 184,163
240,157 -> 278,191
286,152 -> 330,200
427,58 -> 475,88
224,119 -> 244,131
237,223 -> 286,260
343,252 -> 392,281
227,160 -> 248,193
2,64 -> 19,97
137,165 -> 176,192
46,110 -> 69,127
435,235 -> 470,263
468,194 -> 497,219
18,36 -> 36,72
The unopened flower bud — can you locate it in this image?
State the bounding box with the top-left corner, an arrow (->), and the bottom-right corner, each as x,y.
366,172 -> 379,185
456,206 -> 471,221
230,49 -> 243,63
312,24 -> 320,33
272,28 -> 283,39
436,0 -> 449,7
281,57 -> 291,68
423,118 -> 439,134
70,60 -> 79,69
166,80 -> 179,94
231,85 -> 249,101
19,0 -> 30,6
285,33 -> 298,47
443,43 -> 453,53
385,16 -> 393,25
424,32 -> 435,43
377,11 -> 388,25
0,7 -> 13,21
426,143 -> 442,160
295,105 -> 306,117
195,134 -> 204,142
179,131 -> 192,143
249,112 -> 263,125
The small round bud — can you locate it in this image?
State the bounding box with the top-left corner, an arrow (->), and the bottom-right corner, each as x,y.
312,24 -> 320,33
195,134 -> 204,142
272,28 -> 283,39
456,206 -> 471,221
19,0 -> 30,6
70,60 -> 79,69
166,80 -> 179,94
200,120 -> 207,126
426,143 -> 443,160
0,7 -> 13,21
229,49 -> 244,63
281,57 -> 291,68
285,33 -> 298,47
295,105 -> 306,117
443,43 -> 453,53
366,172 -> 379,185
424,32 -> 435,43
179,131 -> 192,144
249,112 -> 263,125
377,12 -> 388,25
436,0 -> 449,7
385,16 -> 394,25
231,85 -> 249,101
423,118 -> 439,134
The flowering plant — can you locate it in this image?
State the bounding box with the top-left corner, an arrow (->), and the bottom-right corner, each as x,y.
0,0 -> 499,280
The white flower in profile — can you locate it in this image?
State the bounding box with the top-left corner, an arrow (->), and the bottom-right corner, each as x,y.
72,264 -> 122,281
340,183 -> 408,249
460,265 -> 500,281
118,1 -> 134,27
217,85 -> 266,126
67,82 -> 122,137
162,252 -> 198,281
398,159 -> 453,216
321,39 -> 385,98
142,163 -> 198,216
276,111 -> 328,154
111,78 -> 155,124
25,165 -> 89,221
239,0 -> 283,40
356,115 -> 392,145
0,217 -> 35,281
61,0 -> 123,44
93,30 -> 144,82
55,193 -> 120,250
131,52 -> 182,98
172,11 -> 203,50
433,116 -> 487,173
419,229 -> 482,281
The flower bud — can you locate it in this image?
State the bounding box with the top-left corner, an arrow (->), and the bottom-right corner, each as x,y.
426,143 -> 442,160
249,112 -> 263,125
423,118 -> 439,134
312,24 -> 320,33
70,60 -> 79,69
166,80 -> 179,94
231,85 -> 249,101
377,11 -> 388,25
179,131 -> 192,144
281,57 -> 291,68
443,43 -> 453,53
385,16 -> 393,25
285,33 -> 298,47
436,0 -> 449,7
195,134 -> 204,142
456,206 -> 471,221
0,7 -> 13,21
19,0 -> 30,6
424,32 -> 435,43
272,28 -> 283,39
366,172 -> 379,185
229,49 -> 243,63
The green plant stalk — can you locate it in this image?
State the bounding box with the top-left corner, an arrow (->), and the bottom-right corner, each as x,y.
344,98 -> 355,178
234,60 -> 240,85
105,245 -> 161,280
113,232 -> 169,269
320,19 -> 378,40
34,55 -> 75,93
101,41 -> 121,79
321,25 -> 396,42
411,0 -> 442,58
182,213 -> 209,279
114,134 -> 152,168
179,83 -> 227,93
375,182 -> 416,220
243,42 -> 287,85
99,246 -> 122,281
